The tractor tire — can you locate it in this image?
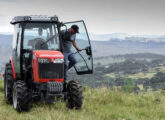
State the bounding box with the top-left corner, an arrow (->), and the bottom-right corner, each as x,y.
66,80 -> 82,109
4,63 -> 13,104
13,80 -> 31,112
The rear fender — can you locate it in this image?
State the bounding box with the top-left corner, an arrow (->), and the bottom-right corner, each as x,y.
10,57 -> 16,80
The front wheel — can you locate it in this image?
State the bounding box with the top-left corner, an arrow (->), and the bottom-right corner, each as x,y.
13,80 -> 31,112
66,80 -> 83,109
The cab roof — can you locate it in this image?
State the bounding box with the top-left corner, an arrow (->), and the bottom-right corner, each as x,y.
10,15 -> 59,25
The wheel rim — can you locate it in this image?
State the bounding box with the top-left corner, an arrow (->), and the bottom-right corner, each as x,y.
13,84 -> 17,109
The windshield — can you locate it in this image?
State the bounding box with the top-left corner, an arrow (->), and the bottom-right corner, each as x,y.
23,23 -> 59,50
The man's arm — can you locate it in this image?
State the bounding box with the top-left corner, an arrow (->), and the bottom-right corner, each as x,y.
72,41 -> 82,51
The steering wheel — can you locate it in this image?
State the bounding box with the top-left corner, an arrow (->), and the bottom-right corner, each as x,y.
34,38 -> 48,50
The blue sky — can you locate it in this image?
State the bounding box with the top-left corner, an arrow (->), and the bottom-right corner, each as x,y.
0,0 -> 164,35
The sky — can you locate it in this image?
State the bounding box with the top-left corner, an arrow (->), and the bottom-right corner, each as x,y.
0,0 -> 164,35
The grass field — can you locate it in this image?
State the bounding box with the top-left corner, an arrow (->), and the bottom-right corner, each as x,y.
105,65 -> 165,80
106,72 -> 155,79
126,72 -> 155,79
0,79 -> 165,120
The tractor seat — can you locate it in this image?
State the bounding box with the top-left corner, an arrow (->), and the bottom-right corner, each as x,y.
34,38 -> 48,50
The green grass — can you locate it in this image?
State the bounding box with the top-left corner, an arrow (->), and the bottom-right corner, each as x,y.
1,80 -> 165,120
105,73 -> 116,78
126,72 -> 155,79
104,65 -> 165,81
106,72 -> 155,80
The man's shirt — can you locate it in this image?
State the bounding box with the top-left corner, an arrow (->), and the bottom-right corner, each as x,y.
61,30 -> 76,52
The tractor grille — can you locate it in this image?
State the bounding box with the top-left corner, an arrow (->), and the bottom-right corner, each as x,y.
38,63 -> 63,79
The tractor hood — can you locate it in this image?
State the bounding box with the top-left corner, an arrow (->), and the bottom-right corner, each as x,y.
33,50 -> 64,61
32,50 -> 64,83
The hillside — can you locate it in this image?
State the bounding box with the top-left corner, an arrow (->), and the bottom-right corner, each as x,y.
92,39 -> 165,57
1,34 -> 165,91
0,79 -> 165,120
1,34 -> 165,58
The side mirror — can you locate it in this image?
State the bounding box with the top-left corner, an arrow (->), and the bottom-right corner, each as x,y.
85,46 -> 92,56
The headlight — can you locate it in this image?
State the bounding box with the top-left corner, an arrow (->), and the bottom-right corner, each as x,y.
38,58 -> 50,63
53,58 -> 64,63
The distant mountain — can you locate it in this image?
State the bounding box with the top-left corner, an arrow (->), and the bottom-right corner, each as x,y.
0,33 -> 165,58
91,39 -> 165,57
89,33 -> 165,41
89,33 -> 130,41
0,32 -> 165,43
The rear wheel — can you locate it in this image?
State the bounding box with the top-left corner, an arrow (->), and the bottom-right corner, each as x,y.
4,63 -> 13,104
13,80 -> 31,112
66,80 -> 82,109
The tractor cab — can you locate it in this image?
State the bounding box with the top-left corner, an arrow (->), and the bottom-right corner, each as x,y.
4,15 -> 93,112
11,15 -> 93,79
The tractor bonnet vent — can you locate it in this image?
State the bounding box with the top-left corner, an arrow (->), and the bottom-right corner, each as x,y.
38,63 -> 64,79
10,15 -> 59,24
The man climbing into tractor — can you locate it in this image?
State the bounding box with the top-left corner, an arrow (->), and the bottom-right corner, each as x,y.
61,25 -> 82,82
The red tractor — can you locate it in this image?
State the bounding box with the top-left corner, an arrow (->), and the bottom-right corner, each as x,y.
4,15 -> 93,112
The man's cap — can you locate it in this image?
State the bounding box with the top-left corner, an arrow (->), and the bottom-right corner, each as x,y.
71,24 -> 79,33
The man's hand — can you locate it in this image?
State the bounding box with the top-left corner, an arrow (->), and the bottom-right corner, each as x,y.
77,48 -> 82,51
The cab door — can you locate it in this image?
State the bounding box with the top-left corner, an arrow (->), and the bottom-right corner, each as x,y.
62,20 -> 93,75
12,23 -> 22,79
